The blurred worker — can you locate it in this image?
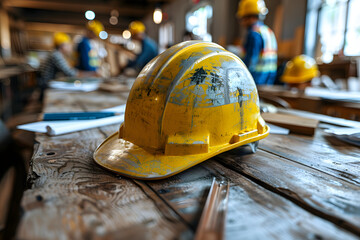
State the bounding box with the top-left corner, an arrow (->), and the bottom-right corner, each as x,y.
281,55 -> 320,90
77,20 -> 104,72
237,0 -> 277,85
39,32 -> 78,100
126,21 -> 158,73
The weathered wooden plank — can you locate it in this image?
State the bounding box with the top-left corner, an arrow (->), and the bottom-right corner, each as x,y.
19,89 -> 360,239
261,133 -> 360,185
0,168 -> 15,230
82,90 -> 360,238
144,159 -> 358,239
215,145 -> 360,236
43,91 -> 128,113
17,90 -> 191,239
206,161 -> 358,240
262,112 -> 318,135
147,165 -> 211,229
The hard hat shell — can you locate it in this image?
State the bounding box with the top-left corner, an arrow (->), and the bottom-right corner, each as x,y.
129,21 -> 146,35
87,20 -> 104,37
54,32 -> 70,47
237,0 -> 268,18
281,55 -> 320,84
94,41 -> 269,180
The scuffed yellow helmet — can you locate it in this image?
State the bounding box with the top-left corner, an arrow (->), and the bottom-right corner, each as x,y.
54,32 -> 70,47
94,41 -> 269,180
129,21 -> 146,35
87,20 -> 104,37
237,0 -> 268,18
282,55 -> 320,84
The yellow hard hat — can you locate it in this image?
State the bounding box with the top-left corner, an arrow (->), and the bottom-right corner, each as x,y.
94,40 -> 269,180
54,32 -> 70,47
129,21 -> 145,35
281,55 -> 320,84
87,20 -> 104,37
237,0 -> 268,18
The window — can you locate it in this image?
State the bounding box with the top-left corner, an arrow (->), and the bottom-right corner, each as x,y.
305,0 -> 360,62
159,22 -> 174,53
344,0 -> 360,55
185,4 -> 213,41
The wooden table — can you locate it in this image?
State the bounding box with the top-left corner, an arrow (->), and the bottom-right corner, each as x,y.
258,86 -> 360,121
17,89 -> 360,239
0,65 -> 36,121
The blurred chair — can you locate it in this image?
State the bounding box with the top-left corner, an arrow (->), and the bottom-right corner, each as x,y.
0,120 -> 26,240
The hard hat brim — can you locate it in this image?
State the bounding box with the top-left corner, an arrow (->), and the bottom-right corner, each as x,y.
93,126 -> 269,180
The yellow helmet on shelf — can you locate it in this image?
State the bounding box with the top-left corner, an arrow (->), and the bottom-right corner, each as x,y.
237,0 -> 268,18
282,55 -> 320,84
54,32 -> 70,47
94,40 -> 269,180
129,21 -> 146,35
87,20 -> 104,37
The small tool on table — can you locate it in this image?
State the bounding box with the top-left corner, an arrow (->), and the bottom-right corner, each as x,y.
194,177 -> 230,240
42,112 -> 119,121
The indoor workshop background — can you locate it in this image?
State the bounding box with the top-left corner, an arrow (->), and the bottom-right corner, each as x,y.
1,0 -> 360,239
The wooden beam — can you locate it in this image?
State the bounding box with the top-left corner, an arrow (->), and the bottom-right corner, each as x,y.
25,22 -> 85,34
25,22 -> 124,35
262,112 -> 319,136
4,0 -> 149,16
20,9 -> 130,30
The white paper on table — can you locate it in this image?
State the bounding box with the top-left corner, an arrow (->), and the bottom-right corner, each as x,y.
324,127 -> 360,147
101,104 -> 126,113
325,127 -> 360,136
17,104 -> 126,136
268,123 -> 290,135
305,87 -> 360,102
277,108 -> 360,128
49,81 -> 100,92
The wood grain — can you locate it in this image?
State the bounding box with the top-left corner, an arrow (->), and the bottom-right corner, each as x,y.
215,145 -> 360,236
17,91 -> 190,239
261,133 -> 360,185
205,161 -> 357,240
144,159 -> 358,239
0,168 -> 15,230
262,112 -> 319,135
17,89 -> 360,239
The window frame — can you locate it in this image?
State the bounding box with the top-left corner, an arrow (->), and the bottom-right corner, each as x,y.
304,0 -> 359,58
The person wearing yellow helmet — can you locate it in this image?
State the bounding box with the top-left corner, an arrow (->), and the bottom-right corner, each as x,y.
281,55 -> 320,90
237,0 -> 277,85
39,32 -> 79,100
125,21 -> 158,73
76,20 -> 104,72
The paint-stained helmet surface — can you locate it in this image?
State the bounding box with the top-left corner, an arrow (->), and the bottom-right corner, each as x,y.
94,40 -> 269,180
